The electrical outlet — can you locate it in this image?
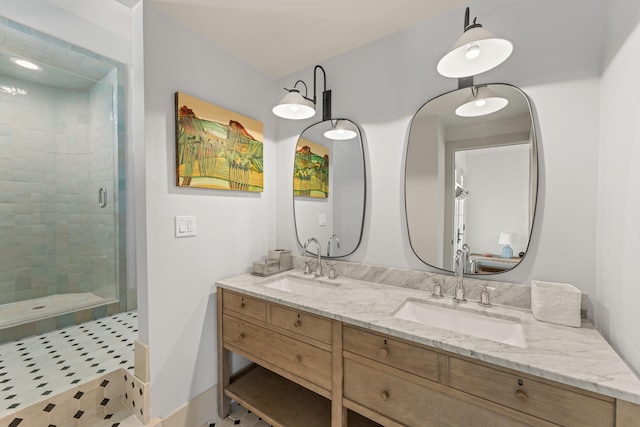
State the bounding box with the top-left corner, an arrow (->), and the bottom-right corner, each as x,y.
319,213 -> 327,226
175,216 -> 197,237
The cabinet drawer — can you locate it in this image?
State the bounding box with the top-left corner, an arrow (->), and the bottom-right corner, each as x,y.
269,304 -> 332,345
223,314 -> 332,391
222,291 -> 266,322
344,358 -> 541,427
343,326 -> 439,382
448,357 -> 615,427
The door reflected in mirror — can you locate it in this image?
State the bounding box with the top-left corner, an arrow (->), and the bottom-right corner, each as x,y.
405,84 -> 538,274
293,119 -> 366,258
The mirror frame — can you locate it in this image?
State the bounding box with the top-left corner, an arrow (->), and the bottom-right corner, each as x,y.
293,118 -> 367,258
404,83 -> 539,275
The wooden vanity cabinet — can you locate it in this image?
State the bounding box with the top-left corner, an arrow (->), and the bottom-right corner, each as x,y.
218,289 -> 639,427
447,357 -> 615,426
342,326 -> 560,427
218,290 -> 344,427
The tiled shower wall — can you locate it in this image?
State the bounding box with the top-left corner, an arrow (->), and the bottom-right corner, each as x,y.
0,73 -> 119,306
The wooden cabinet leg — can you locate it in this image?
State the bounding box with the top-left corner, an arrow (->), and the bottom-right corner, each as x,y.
331,320 -> 346,427
616,399 -> 640,426
217,291 -> 231,418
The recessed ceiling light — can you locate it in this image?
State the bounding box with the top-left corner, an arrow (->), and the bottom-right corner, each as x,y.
11,57 -> 41,70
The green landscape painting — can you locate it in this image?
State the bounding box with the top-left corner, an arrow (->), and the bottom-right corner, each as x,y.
176,92 -> 263,192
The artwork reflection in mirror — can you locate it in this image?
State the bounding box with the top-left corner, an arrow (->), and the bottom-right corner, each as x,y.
294,120 -> 365,258
294,139 -> 329,198
405,84 -> 537,274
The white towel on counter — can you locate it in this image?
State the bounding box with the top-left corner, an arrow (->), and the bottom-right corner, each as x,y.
531,280 -> 582,328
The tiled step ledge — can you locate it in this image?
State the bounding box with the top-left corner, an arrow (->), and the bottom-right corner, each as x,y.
0,368 -> 154,427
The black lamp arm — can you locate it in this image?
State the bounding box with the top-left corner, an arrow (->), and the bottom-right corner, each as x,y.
290,80 -> 313,102
463,7 -> 482,32
313,65 -> 332,121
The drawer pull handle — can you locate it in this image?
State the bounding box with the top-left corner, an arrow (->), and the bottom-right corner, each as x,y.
379,391 -> 389,402
379,347 -> 389,357
239,333 -> 246,339
296,355 -> 302,362
515,390 -> 528,402
239,302 -> 246,309
294,320 -> 302,328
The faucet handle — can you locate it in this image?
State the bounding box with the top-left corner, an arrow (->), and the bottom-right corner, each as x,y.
477,285 -> 492,307
327,262 -> 337,279
303,259 -> 312,275
431,277 -> 444,298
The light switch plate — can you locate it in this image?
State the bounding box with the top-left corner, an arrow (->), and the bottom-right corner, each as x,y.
319,213 -> 327,226
175,216 -> 197,237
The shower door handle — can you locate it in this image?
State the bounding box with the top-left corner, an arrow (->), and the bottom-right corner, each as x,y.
99,187 -> 108,208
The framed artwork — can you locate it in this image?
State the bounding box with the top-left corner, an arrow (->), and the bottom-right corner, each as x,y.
294,138 -> 329,198
175,92 -> 264,192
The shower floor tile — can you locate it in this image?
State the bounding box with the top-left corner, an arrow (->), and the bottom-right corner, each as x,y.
0,293 -> 116,329
0,310 -> 137,417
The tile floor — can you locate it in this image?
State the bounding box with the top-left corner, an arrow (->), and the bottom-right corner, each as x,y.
0,311 -> 137,415
0,311 -> 272,427
208,403 -> 271,427
0,311 -> 138,426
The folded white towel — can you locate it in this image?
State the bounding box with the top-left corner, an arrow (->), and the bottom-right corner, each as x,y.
531,281 -> 582,327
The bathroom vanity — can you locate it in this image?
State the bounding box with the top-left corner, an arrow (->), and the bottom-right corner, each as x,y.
216,270 -> 640,426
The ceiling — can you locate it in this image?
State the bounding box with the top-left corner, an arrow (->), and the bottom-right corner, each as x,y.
0,20 -> 118,92
148,0 -> 467,79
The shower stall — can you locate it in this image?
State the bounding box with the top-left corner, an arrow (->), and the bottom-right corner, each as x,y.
0,17 -> 128,341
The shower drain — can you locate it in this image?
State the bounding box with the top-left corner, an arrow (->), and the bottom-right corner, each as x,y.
32,305 -> 46,310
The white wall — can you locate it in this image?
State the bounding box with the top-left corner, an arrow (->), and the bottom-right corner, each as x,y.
406,115 -> 442,264
597,0 -> 640,374
276,0 -> 603,297
464,145 -> 530,256
140,2 -> 276,420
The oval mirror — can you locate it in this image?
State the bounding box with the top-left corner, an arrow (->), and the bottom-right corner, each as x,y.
293,119 -> 366,257
405,84 -> 538,274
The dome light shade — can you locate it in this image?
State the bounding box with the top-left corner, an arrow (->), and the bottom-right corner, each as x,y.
437,9 -> 513,78
455,86 -> 509,117
324,120 -> 358,140
272,89 -> 315,120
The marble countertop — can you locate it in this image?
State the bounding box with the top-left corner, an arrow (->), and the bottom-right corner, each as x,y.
215,270 -> 640,404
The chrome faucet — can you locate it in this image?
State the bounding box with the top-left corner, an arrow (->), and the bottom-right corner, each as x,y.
303,237 -> 322,276
462,243 -> 470,274
327,234 -> 341,257
453,249 -> 467,303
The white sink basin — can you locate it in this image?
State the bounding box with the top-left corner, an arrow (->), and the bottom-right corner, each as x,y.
393,299 -> 526,348
264,276 -> 339,297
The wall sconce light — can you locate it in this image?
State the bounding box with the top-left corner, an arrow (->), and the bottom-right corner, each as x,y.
324,119 -> 358,140
273,65 -> 332,121
437,7 -> 513,78
455,85 -> 508,117
499,232 -> 516,258
272,80 -> 315,119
